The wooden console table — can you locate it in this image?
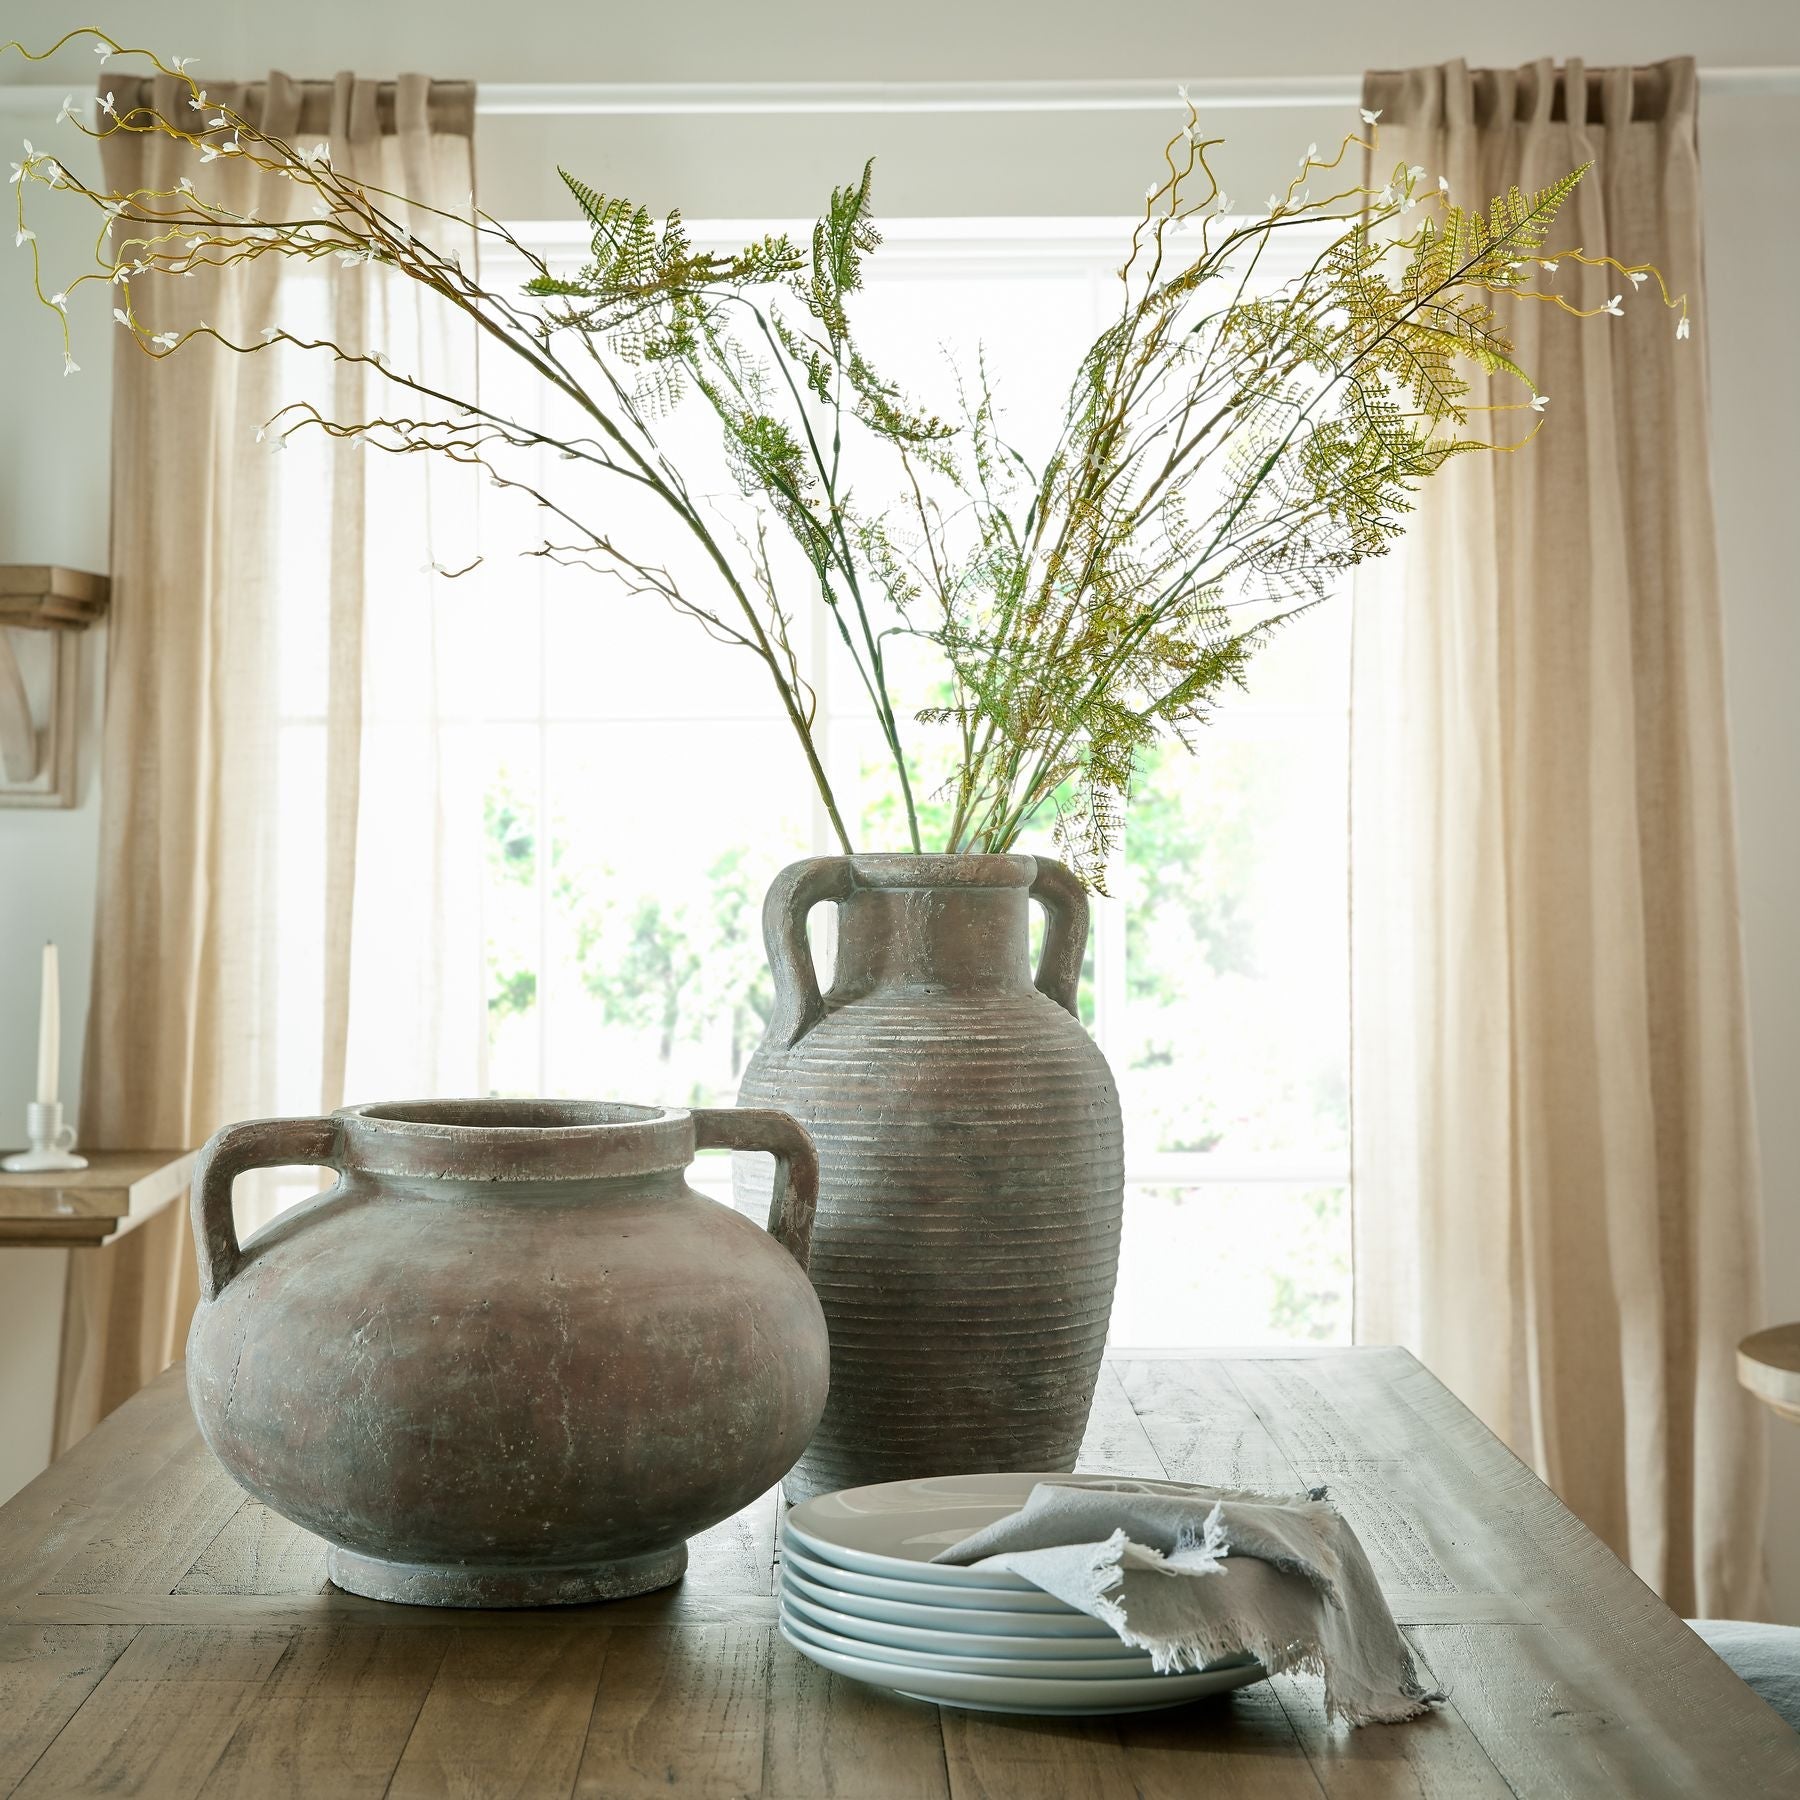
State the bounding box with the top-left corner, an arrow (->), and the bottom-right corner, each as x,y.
0,1150 -> 196,1247
0,1347 -> 1793,1797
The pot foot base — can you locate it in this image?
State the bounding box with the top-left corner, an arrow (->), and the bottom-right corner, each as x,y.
325,1541 -> 688,1608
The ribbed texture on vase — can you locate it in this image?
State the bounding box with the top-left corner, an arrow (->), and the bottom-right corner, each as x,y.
736,986 -> 1123,1505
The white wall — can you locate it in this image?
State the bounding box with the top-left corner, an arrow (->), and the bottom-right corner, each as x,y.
0,105 -> 110,1497
3,0 -> 1797,1615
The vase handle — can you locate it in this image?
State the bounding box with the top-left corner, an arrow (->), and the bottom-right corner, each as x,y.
762,855 -> 856,1048
191,1115 -> 342,1302
693,1107 -> 820,1272
1030,856 -> 1088,1020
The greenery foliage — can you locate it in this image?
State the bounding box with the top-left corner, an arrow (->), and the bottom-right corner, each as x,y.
8,29 -> 1689,881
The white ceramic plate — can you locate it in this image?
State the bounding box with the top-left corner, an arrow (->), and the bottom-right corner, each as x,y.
781,1603 -> 1168,1680
783,1565 -> 1117,1638
777,1620 -> 1264,1716
780,1542 -> 1080,1614
780,1581 -> 1150,1661
784,1473 -> 1063,1590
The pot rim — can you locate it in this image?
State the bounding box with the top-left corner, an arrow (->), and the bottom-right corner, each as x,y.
333,1098 -> 697,1182
841,852 -> 1036,891
342,1098 -> 677,1133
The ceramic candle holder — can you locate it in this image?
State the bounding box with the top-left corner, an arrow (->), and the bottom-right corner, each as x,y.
2,1100 -> 89,1172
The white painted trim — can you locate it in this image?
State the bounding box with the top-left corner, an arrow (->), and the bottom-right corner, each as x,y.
5,69 -> 1799,118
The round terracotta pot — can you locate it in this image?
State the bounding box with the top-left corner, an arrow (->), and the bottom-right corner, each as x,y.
735,853 -> 1124,1503
186,1099 -> 829,1607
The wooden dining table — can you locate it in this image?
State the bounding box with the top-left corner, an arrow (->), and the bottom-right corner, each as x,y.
1,1346 -> 1794,1798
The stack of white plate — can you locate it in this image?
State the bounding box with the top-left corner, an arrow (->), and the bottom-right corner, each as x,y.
779,1472 -> 1264,1716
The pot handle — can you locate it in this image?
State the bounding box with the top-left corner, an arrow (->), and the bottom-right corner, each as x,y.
693,1107 -> 820,1273
1030,856 -> 1089,1020
191,1116 -> 342,1302
762,855 -> 856,1048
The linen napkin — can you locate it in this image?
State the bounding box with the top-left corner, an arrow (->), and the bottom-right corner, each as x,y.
931,1475 -> 1440,1726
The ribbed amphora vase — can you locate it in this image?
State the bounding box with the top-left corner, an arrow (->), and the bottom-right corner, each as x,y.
734,853 -> 1123,1504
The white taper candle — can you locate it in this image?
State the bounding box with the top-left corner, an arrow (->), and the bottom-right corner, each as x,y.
36,941 -> 59,1107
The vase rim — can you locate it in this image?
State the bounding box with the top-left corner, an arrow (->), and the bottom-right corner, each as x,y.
333,1098 -> 697,1182
842,852 -> 1036,891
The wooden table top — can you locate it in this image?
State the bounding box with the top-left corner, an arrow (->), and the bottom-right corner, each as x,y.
0,1347 -> 1793,1798
0,1150 -> 196,1248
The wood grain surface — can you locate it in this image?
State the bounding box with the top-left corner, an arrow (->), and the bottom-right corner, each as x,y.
0,1151 -> 195,1247
0,1349 -> 1792,1797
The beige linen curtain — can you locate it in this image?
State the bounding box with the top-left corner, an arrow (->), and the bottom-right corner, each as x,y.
58,73 -> 478,1450
1350,57 -> 1765,1615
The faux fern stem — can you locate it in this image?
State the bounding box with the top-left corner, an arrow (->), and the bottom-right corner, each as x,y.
9,30 -> 1689,884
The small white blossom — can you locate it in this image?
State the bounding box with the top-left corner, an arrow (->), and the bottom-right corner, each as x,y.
99,92 -> 116,119
1268,193 -> 1280,211
171,56 -> 196,74
1217,192 -> 1230,212
1601,293 -> 1623,316
112,306 -> 130,326
13,227 -> 33,247
152,331 -> 178,348
62,351 -> 79,375
1676,315 -> 1691,340
207,115 -> 229,130
1301,143 -> 1317,167
1627,270 -> 1647,287
1438,175 -> 1450,193
1539,258 -> 1559,272
260,325 -> 280,341
10,140 -> 33,184
1406,163 -> 1425,183
177,175 -> 195,195
111,265 -> 131,285
188,91 -> 209,112
48,290 -> 66,309
200,144 -> 221,163
1360,107 -> 1382,124
1177,83 -> 1189,101
93,42 -> 112,63
57,95 -> 80,126
1530,393 -> 1549,412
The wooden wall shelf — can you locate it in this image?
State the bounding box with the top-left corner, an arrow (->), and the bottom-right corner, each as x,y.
0,565 -> 110,808
0,566 -> 111,631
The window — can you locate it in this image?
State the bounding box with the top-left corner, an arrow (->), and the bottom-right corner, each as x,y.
283,217 -> 1352,1346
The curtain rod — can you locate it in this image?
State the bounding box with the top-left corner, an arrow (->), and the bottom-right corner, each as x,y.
473,70 -> 1798,114
5,69 -> 1797,118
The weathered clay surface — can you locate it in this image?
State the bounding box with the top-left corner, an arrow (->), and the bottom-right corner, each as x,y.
186,1099 -> 829,1607
734,854 -> 1124,1504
